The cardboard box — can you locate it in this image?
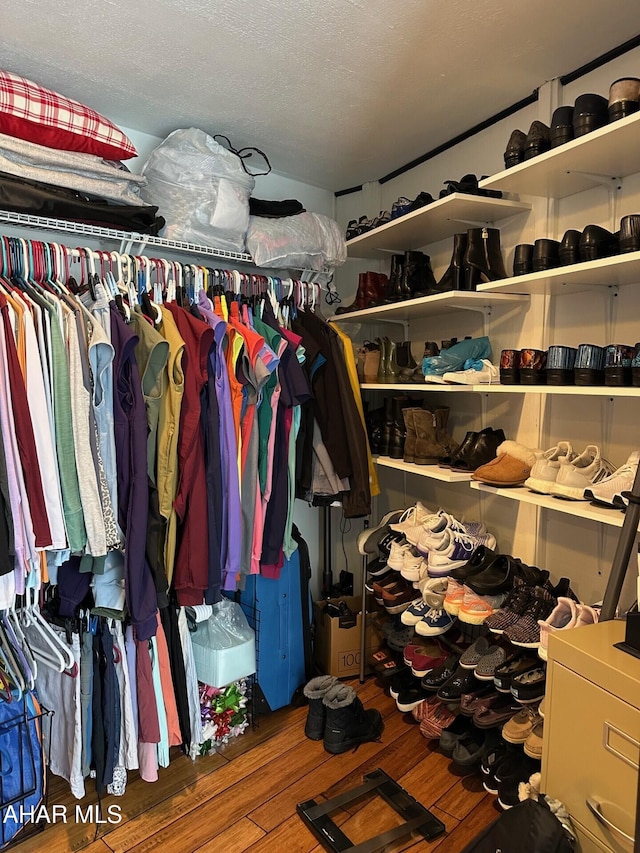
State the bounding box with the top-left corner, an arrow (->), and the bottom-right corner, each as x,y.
313,596 -> 383,678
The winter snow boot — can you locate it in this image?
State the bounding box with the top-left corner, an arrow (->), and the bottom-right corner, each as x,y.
303,675 -> 338,740
323,683 -> 384,754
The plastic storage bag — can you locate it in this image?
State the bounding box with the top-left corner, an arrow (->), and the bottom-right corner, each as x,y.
139,127 -> 255,252
245,212 -> 347,270
191,598 -> 256,688
423,336 -> 492,377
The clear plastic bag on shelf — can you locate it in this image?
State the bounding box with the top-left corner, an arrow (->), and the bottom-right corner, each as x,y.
245,212 -> 347,270
139,127 -> 255,252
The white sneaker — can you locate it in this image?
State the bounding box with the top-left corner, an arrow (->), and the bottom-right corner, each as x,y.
524,441 -> 575,495
390,501 -> 434,536
537,597 -> 579,661
458,587 -> 506,625
399,551 -> 428,582
427,529 -> 497,577
386,541 -> 414,571
442,359 -> 499,385
550,444 -> 615,501
584,450 -> 640,507
415,511 -> 487,557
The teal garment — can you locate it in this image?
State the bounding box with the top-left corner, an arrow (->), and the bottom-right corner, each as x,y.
40,297 -> 87,553
253,313 -> 282,495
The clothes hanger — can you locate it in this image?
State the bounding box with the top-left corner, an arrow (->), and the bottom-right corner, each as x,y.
21,588 -> 75,672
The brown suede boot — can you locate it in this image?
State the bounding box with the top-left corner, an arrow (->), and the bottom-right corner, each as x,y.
402,408 -> 420,463
413,409 -> 441,464
434,407 -> 457,457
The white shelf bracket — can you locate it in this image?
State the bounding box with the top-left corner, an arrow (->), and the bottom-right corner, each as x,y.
447,217 -> 493,229
566,170 -> 623,192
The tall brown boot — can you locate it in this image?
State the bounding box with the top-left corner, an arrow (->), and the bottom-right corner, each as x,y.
402,408 -> 420,463
434,407 -> 457,456
413,409 -> 441,464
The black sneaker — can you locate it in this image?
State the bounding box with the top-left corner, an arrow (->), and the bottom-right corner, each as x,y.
395,683 -> 433,713
481,742 -> 519,794
388,667 -> 419,700
493,653 -> 540,693
484,577 -> 534,634
437,664 -> 480,702
421,654 -> 460,691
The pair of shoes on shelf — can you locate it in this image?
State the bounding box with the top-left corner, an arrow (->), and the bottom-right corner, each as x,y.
428,228 -> 509,295
440,427 -> 506,472
345,210 -> 391,240
471,440 -> 541,487
524,441 -> 619,501
438,173 -> 502,199
334,271 -> 388,314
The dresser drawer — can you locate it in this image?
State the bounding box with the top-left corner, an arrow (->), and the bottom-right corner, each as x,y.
573,818 -> 613,853
544,666 -> 638,851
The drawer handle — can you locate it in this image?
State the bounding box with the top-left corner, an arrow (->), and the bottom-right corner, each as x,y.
586,797 -> 635,845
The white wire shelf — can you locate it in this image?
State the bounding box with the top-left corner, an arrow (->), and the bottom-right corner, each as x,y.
0,209 -> 254,263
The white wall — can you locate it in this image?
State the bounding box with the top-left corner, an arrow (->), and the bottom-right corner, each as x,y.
332,48 -> 640,611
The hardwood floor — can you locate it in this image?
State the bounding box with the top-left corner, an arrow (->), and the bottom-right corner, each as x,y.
17,677 -> 500,853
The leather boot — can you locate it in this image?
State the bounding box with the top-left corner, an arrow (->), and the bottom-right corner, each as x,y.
335,272 -> 380,314
431,233 -> 468,293
367,406 -> 385,454
434,407 -> 456,457
362,346 -> 381,383
402,407 -> 420,463
413,409 -> 442,465
371,272 -> 389,306
388,396 -> 410,459
384,254 -> 405,303
463,228 -> 508,289
385,338 -> 401,383
396,342 -> 417,381
376,337 -> 388,383
401,251 -> 437,298
379,396 -> 395,455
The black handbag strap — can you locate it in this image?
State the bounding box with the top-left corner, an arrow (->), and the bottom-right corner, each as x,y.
213,134 -> 272,176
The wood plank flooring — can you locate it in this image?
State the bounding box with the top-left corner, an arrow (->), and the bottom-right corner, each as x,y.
16,677 -> 500,853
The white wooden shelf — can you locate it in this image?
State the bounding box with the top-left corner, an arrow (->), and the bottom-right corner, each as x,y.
479,111 -> 640,199
362,383 -> 640,397
373,456 -> 472,482
477,250 -> 640,296
469,481 -> 627,527
346,194 -> 531,258
331,290 -> 528,323
360,382 -> 473,392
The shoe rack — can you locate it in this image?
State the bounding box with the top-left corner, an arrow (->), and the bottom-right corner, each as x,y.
333,104 -> 640,571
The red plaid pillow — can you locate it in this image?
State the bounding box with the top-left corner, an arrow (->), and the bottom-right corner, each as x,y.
0,71 -> 137,160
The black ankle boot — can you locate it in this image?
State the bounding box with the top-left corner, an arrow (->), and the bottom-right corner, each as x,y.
380,396 -> 394,455
463,228 -> 508,289
383,254 -> 405,303
432,232 -> 468,293
401,251 -> 437,298
322,683 -> 384,755
388,395 -> 410,459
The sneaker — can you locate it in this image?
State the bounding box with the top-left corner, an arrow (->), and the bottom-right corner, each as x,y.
504,585 -> 557,647
459,636 -> 492,668
400,550 -> 428,583
538,600 -> 599,661
420,653 -> 460,690
496,755 -> 541,810
443,577 -> 466,616
427,530 -> 498,577
356,509 -> 406,555
475,646 -> 508,680
395,683 -> 434,713
443,359 -> 499,385
485,577 -> 534,634
415,511 -> 488,553
400,595 -> 438,626
389,501 -> 434,536
458,587 -> 506,625
366,557 -> 391,578
505,578 -> 576,648
550,444 -> 615,501
414,607 -> 457,637
410,647 -> 450,678
584,450 -> 640,508
387,540 -> 414,571
524,441 -> 575,495
419,700 -> 458,740
371,571 -> 402,604
510,665 -> 546,704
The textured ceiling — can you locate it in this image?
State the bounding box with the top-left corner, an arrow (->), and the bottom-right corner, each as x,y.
1,0 -> 639,190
